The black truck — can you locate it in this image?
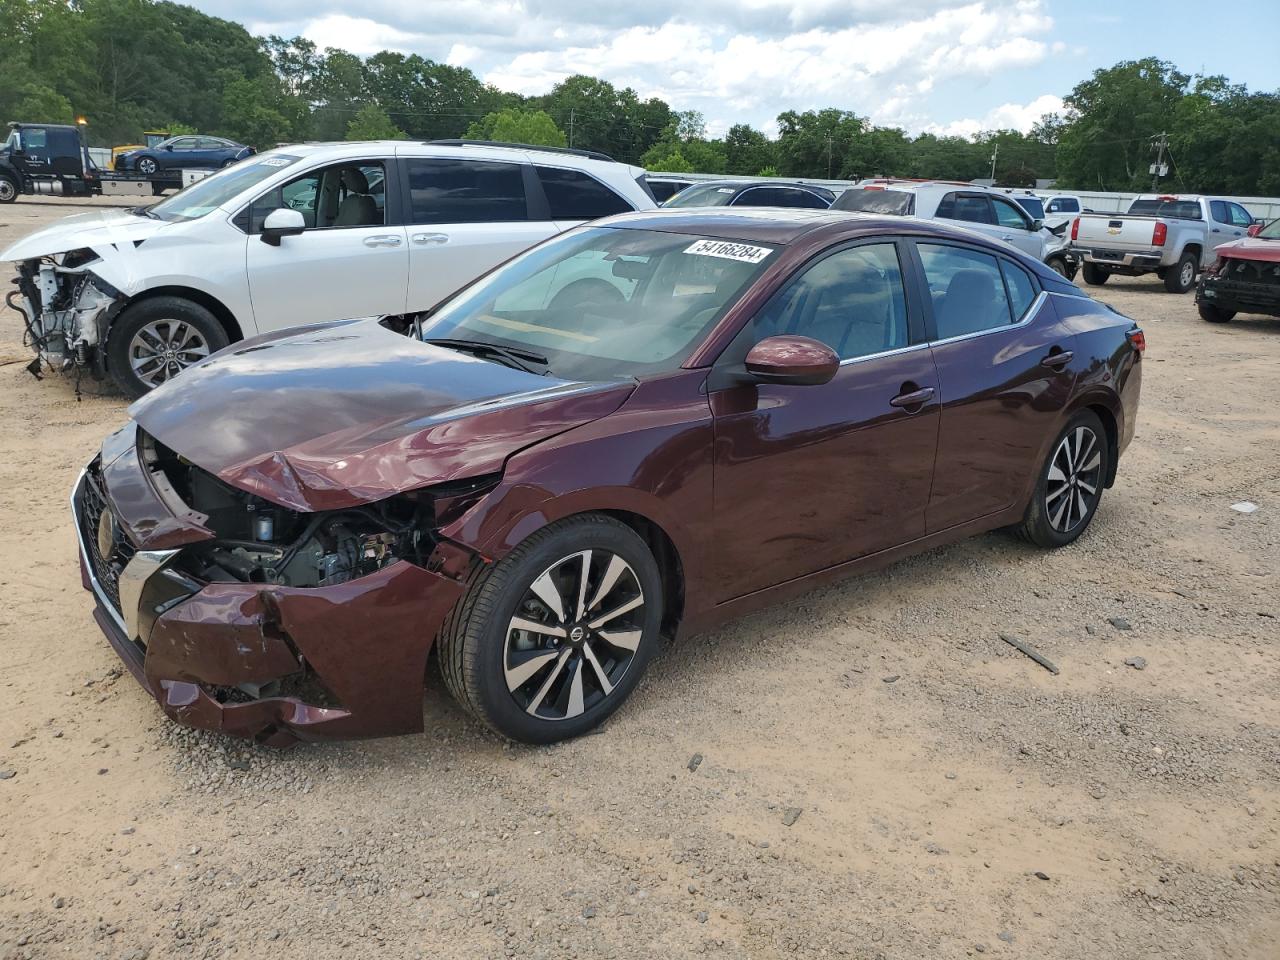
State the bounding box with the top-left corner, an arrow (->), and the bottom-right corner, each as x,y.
1,121 -> 180,203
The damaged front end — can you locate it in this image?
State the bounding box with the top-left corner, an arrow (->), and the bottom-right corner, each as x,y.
73,424 -> 494,745
11,249 -> 124,382
1198,255 -> 1280,318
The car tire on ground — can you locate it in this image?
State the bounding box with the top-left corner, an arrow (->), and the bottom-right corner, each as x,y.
1014,409 -> 1109,549
0,174 -> 17,204
1082,263 -> 1109,286
137,156 -> 158,176
1198,302 -> 1235,323
1046,256 -> 1071,279
438,514 -> 664,744
106,296 -> 229,399
1164,252 -> 1198,293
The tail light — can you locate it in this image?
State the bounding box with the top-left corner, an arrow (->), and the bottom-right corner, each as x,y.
1070,217 -> 1080,241
1127,328 -> 1146,353
1152,222 -> 1167,246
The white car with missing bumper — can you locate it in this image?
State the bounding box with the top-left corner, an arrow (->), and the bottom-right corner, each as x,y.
2,140 -> 654,397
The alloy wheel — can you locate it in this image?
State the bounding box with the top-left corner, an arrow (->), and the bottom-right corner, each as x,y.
504,550 -> 646,721
1180,261 -> 1195,289
128,319 -> 211,388
1045,425 -> 1102,533
138,157 -> 157,175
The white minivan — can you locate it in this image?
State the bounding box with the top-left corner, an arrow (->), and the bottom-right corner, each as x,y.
2,140 -> 654,396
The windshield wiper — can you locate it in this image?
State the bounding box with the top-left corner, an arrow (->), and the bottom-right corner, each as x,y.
424,338 -> 550,376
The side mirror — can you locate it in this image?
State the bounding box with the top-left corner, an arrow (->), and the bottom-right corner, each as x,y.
744,335 -> 839,386
1247,224 -> 1262,237
1033,218 -> 1044,231
260,207 -> 306,246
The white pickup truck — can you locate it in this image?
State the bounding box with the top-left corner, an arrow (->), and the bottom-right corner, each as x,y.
1069,194 -> 1259,293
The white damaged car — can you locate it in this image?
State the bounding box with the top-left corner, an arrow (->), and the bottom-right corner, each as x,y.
2,140 -> 653,397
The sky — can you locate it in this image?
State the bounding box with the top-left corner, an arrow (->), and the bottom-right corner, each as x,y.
194,0 -> 1280,138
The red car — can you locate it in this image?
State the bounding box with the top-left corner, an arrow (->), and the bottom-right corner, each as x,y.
73,209 -> 1144,745
1197,217 -> 1280,323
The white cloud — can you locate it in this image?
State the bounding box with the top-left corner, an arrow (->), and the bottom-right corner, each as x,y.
925,93 -> 1064,137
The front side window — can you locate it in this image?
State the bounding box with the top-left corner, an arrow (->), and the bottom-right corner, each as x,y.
664,183 -> 738,207
751,243 -> 908,360
993,197 -> 1032,230
1229,203 -> 1255,228
936,193 -> 994,225
419,227 -> 775,380
22,128 -> 48,150
918,243 -> 1014,340
405,157 -> 527,224
149,152 -> 306,222
169,137 -> 197,151
245,161 -> 385,232
535,166 -> 632,220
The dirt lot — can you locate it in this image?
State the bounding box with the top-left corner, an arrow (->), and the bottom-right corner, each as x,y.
0,196 -> 1277,960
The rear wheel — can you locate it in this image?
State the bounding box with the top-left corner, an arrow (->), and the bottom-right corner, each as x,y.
106,296 -> 229,399
438,514 -> 663,743
0,174 -> 17,204
1015,410 -> 1109,549
1082,262 -> 1109,286
1164,252 -> 1198,293
1198,301 -> 1235,323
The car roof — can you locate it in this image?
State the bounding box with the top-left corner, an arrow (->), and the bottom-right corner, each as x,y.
265,140 -> 642,173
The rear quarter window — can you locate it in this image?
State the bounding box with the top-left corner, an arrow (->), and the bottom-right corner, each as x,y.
535,166 -> 632,220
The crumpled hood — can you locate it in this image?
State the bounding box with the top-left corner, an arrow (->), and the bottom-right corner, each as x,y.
0,207 -> 168,264
1214,236 -> 1280,263
128,319 -> 634,512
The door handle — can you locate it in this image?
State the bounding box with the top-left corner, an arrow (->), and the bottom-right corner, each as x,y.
412,233 -> 449,245
889,386 -> 935,409
1040,350 -> 1074,369
1211,227 -> 1221,233
1000,234 -> 1015,241
363,235 -> 402,247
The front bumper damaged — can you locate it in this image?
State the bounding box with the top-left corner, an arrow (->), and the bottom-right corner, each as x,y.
71,430 -> 472,746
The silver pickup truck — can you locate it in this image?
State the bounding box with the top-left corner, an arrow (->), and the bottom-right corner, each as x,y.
1069,194 -> 1259,293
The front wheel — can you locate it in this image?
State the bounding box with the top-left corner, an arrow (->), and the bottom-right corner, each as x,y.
1164,252 -> 1198,293
1198,301 -> 1235,323
1014,410 -> 1109,548
438,515 -> 663,743
1046,256 -> 1071,279
0,174 -> 17,204
106,297 -> 229,399
136,156 -> 158,176
1082,262 -> 1109,286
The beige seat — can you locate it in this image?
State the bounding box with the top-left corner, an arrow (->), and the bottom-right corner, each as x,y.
334,168 -> 379,227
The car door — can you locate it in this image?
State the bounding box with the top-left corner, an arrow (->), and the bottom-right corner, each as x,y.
400,155 -> 559,312
990,196 -> 1045,258
241,158 -> 408,333
194,137 -> 227,167
708,239 -> 940,600
162,137 -> 198,169
16,127 -> 54,178
913,240 -> 1079,533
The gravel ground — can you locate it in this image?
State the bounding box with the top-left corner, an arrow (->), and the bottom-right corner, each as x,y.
0,196 -> 1277,959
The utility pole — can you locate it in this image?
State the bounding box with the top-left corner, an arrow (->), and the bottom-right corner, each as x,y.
825,135 -> 833,179
1150,131 -> 1169,191
989,142 -> 999,182
568,108 -> 575,149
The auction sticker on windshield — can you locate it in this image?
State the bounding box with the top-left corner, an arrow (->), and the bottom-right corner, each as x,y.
684,239 -> 773,264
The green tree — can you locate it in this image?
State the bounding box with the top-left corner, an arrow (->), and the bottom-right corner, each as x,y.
465,108 -> 566,147
345,102 -> 406,140
219,72 -> 291,147
724,124 -> 775,176
775,109 -> 867,178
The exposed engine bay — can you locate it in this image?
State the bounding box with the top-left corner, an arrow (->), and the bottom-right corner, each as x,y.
139,431 -> 494,589
10,248 -> 124,379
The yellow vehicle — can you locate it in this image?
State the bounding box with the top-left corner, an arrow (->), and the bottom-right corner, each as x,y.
111,131 -> 169,170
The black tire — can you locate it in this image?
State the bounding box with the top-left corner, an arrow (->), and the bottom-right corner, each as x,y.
0,174 -> 17,204
1014,410 -> 1109,549
1046,256 -> 1070,279
106,296 -> 230,399
136,156 -> 158,176
438,514 -> 663,743
1082,262 -> 1109,286
1164,252 -> 1198,293
1198,301 -> 1235,323
151,183 -> 167,196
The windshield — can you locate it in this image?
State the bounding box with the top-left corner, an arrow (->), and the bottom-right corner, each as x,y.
832,188 -> 915,215
146,153 -> 304,222
663,183 -> 739,207
1012,195 -> 1045,220
418,227 -> 776,381
1257,218 -> 1280,240
1128,199 -> 1202,220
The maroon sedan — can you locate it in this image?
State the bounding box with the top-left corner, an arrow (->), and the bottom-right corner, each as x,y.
73,209 -> 1143,745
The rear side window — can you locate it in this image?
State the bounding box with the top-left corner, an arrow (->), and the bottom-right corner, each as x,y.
917,243 -> 1013,340
405,158 -> 527,224
1000,260 -> 1038,320
936,193 -> 994,225
833,189 -> 915,215
1210,200 -> 1229,223
535,166 -> 632,220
